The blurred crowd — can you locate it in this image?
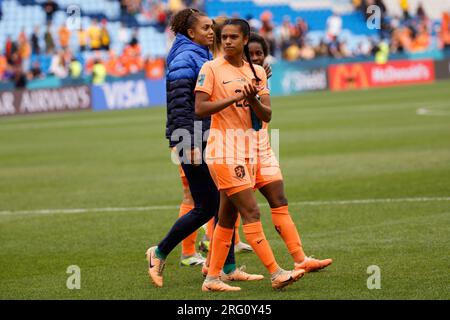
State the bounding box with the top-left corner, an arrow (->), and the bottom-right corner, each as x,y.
1,0 -> 450,87
254,0 -> 450,62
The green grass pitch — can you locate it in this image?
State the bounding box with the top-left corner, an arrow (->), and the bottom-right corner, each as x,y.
0,81 -> 449,299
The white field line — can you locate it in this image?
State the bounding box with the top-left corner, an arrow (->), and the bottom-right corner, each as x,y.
0,197 -> 449,217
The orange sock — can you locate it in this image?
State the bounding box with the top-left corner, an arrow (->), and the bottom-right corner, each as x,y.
243,221 -> 278,273
234,214 -> 241,243
179,203 -> 197,256
271,206 -> 305,263
208,225 -> 234,277
206,218 -> 215,240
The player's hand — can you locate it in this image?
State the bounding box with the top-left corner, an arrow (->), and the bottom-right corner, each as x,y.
233,90 -> 246,103
263,61 -> 272,79
243,83 -> 258,100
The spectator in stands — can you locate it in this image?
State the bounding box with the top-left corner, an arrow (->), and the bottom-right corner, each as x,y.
284,41 -> 300,61
69,57 -> 82,79
88,19 -> 102,51
326,12 -> 342,41
121,0 -> 142,15
42,0 -> 59,24
100,20 -> 111,51
375,38 -> 389,64
130,28 -> 139,45
31,26 -> 41,55
0,0 -> 3,21
18,31 -> 31,71
13,64 -> 27,89
260,10 -> 276,57
353,40 -> 373,57
155,6 -> 169,31
5,36 -> 15,64
44,23 -> 56,54
9,51 -> 22,69
0,55 -> 7,80
121,37 -> 143,74
315,39 -> 329,57
415,3 -> 424,21
328,35 -> 342,59
440,12 -> 450,50
105,50 -> 126,77
391,27 -> 408,53
49,50 -> 68,78
28,60 -> 44,80
91,58 -> 107,84
292,17 -> 309,47
298,42 -> 315,60
400,0 -> 410,21
78,26 -> 88,52
278,16 -> 294,54
410,23 -> 430,52
338,39 -> 352,58
58,24 -> 71,50
144,56 -> 164,80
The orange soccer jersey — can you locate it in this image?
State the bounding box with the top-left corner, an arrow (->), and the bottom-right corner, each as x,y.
195,56 -> 269,162
195,57 -> 270,194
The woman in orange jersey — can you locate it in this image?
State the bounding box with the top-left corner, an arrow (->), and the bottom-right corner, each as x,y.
195,18 -> 305,292
248,33 -> 333,273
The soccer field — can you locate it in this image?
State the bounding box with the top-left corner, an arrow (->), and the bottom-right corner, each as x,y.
1,81 -> 449,300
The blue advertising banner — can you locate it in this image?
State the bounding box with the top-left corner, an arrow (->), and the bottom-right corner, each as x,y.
269,61 -> 328,96
92,78 -> 165,111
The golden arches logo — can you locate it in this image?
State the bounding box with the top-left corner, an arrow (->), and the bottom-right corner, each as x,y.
331,64 -> 370,90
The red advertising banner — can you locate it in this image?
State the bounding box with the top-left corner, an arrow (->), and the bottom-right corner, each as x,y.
329,60 -> 435,91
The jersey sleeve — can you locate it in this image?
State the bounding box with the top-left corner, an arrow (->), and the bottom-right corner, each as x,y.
194,62 -> 214,96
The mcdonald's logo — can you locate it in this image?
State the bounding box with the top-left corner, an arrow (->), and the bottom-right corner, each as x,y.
329,63 -> 370,91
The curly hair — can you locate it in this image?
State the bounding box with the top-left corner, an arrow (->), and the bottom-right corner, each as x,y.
170,8 -> 207,38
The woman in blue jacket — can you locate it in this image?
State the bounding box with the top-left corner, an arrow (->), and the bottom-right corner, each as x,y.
146,8 -> 262,288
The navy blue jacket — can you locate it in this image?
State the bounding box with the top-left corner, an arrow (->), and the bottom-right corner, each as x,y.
166,34 -> 213,148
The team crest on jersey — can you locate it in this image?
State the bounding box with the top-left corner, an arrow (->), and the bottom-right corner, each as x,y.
197,74 -> 206,86
234,165 -> 246,179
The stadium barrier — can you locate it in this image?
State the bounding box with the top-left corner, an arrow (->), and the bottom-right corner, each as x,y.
0,85 -> 91,117
328,59 -> 436,91
91,77 -> 166,111
270,61 -> 328,96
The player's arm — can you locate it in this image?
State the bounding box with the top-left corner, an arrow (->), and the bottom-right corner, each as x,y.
243,84 -> 272,123
195,91 -> 244,118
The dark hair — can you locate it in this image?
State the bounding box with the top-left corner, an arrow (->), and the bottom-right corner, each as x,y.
249,32 -> 269,58
170,8 -> 207,39
222,18 -> 261,82
212,16 -> 228,48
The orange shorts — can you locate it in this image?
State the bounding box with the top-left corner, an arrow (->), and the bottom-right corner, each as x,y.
255,148 -> 283,190
208,159 -> 257,197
